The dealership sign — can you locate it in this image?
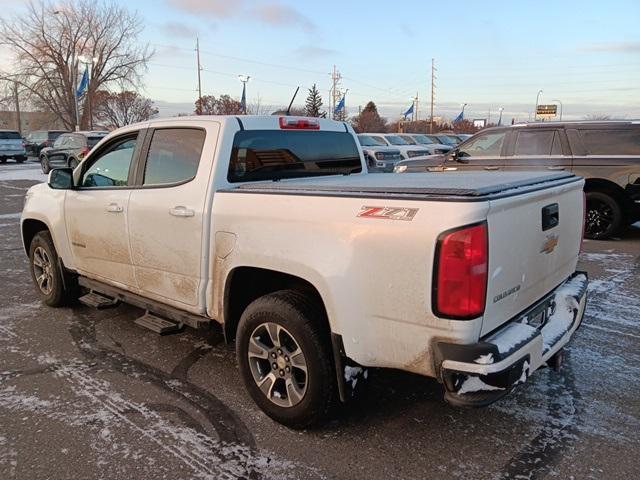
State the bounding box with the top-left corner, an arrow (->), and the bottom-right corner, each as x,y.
536,104 -> 557,118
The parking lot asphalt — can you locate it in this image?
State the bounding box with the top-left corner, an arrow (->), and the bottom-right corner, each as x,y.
1,162 -> 639,480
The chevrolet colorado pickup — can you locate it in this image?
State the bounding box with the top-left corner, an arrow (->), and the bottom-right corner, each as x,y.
21,115 -> 588,428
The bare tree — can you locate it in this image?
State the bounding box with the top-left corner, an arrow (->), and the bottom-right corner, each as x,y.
0,0 -> 152,130
93,90 -> 158,128
195,95 -> 243,115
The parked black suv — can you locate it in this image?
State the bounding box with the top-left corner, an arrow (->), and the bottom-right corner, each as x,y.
24,130 -> 69,157
396,121 -> 640,239
40,131 -> 108,173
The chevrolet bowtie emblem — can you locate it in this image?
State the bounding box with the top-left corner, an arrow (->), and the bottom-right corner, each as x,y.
540,234 -> 559,254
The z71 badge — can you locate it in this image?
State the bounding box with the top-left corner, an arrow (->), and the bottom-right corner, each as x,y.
357,206 -> 419,221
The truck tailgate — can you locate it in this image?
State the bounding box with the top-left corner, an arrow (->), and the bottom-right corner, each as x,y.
481,178 -> 585,335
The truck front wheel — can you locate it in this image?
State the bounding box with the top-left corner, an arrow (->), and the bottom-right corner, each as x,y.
236,290 -> 336,429
29,231 -> 73,307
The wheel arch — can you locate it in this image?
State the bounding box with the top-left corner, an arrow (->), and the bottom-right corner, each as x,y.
223,266 -> 332,344
21,218 -> 50,256
584,178 -> 633,215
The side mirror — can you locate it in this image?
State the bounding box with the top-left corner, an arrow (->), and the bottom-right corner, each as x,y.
48,168 -> 74,190
450,150 -> 470,164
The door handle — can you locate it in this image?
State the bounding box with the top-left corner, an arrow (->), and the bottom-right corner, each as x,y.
547,166 -> 565,170
106,203 -> 123,213
169,206 -> 195,217
484,166 -> 500,171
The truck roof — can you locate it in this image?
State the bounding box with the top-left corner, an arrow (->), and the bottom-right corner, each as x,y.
224,171 -> 581,202
136,115 -> 350,132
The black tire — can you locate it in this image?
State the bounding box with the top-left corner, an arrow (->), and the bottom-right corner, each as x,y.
585,191 -> 622,240
16,157 -> 26,164
40,156 -> 51,174
0,157 -> 6,164
68,157 -> 79,169
236,290 -> 336,429
28,231 -> 73,307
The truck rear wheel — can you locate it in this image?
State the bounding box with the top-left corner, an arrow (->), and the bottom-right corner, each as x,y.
236,290 -> 336,429
40,156 -> 51,174
585,191 -> 622,240
29,231 -> 73,307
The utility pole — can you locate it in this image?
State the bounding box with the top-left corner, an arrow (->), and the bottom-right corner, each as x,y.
330,65 -> 343,120
13,82 -> 21,134
430,58 -> 436,133
196,37 -> 203,114
414,91 -> 419,122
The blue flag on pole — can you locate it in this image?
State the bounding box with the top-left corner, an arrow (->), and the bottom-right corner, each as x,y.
76,67 -> 89,98
403,103 -> 414,119
453,110 -> 464,123
334,95 -> 345,115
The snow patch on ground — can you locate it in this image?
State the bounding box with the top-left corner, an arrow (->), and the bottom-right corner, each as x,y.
344,365 -> 362,389
0,164 -> 47,182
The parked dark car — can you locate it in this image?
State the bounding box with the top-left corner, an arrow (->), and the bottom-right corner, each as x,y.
24,130 -> 69,157
40,131 -> 108,173
395,121 -> 640,239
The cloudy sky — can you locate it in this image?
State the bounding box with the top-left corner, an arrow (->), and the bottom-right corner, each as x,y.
1,0 -> 639,121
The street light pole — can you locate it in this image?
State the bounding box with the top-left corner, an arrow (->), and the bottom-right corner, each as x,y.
498,107 -> 504,126
534,89 -> 543,122
552,99 -> 563,121
238,75 -> 250,114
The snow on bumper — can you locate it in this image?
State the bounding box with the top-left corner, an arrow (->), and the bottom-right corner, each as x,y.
435,272 -> 588,407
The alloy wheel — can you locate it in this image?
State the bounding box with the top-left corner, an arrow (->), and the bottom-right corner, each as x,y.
32,246 -> 54,295
247,322 -> 308,408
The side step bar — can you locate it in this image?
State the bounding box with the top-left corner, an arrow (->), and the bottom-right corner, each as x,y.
78,276 -> 212,330
135,312 -> 182,335
79,291 -> 119,309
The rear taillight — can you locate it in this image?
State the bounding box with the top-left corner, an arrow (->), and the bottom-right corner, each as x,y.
279,117 -> 320,130
433,222 -> 488,319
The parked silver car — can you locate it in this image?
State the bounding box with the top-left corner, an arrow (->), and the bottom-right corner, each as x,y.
0,130 -> 27,163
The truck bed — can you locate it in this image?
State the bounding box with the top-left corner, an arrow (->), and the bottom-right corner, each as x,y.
225,171 -> 579,201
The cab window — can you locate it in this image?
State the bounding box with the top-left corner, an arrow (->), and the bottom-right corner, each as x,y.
81,135 -> 137,188
458,131 -> 506,157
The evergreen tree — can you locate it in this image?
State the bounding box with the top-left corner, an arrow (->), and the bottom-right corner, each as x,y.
304,84 -> 324,117
351,101 -> 387,132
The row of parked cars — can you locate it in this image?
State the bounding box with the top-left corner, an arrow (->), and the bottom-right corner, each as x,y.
0,129 -> 108,172
358,121 -> 640,240
357,132 -> 471,172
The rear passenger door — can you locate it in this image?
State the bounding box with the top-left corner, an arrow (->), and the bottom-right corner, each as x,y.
446,129 -> 507,171
127,124 -> 217,312
503,128 -> 571,173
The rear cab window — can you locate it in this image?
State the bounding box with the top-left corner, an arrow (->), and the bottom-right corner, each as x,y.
143,128 -> 206,185
228,130 -> 362,182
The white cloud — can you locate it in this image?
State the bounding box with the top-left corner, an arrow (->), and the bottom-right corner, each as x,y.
167,0 -> 240,19
162,22 -> 199,39
578,42 -> 640,53
249,3 -> 315,32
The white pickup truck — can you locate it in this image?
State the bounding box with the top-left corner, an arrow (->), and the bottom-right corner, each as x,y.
21,115 -> 588,428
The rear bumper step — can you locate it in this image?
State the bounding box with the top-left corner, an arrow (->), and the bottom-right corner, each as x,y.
435,271 -> 588,407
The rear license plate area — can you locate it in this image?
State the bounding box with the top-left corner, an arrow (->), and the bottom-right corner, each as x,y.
527,297 -> 554,329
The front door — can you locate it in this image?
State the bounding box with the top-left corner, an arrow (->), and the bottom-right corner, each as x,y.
128,126 -> 211,310
65,131 -> 141,288
445,129 -> 508,171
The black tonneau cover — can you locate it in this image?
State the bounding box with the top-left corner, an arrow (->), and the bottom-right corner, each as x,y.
222,172 -> 580,202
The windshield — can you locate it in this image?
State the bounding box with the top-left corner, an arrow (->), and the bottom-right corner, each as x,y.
0,131 -> 21,140
399,135 -> 417,144
413,135 -> 434,144
437,135 -> 457,145
385,135 -> 409,145
229,130 -> 362,182
358,135 -> 386,147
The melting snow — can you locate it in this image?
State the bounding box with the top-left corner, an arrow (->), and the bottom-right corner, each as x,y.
458,376 -> 504,394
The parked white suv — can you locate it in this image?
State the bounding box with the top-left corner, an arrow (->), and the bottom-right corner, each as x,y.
21,115 -> 588,428
357,134 -> 402,172
368,133 -> 433,160
398,134 -> 453,154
